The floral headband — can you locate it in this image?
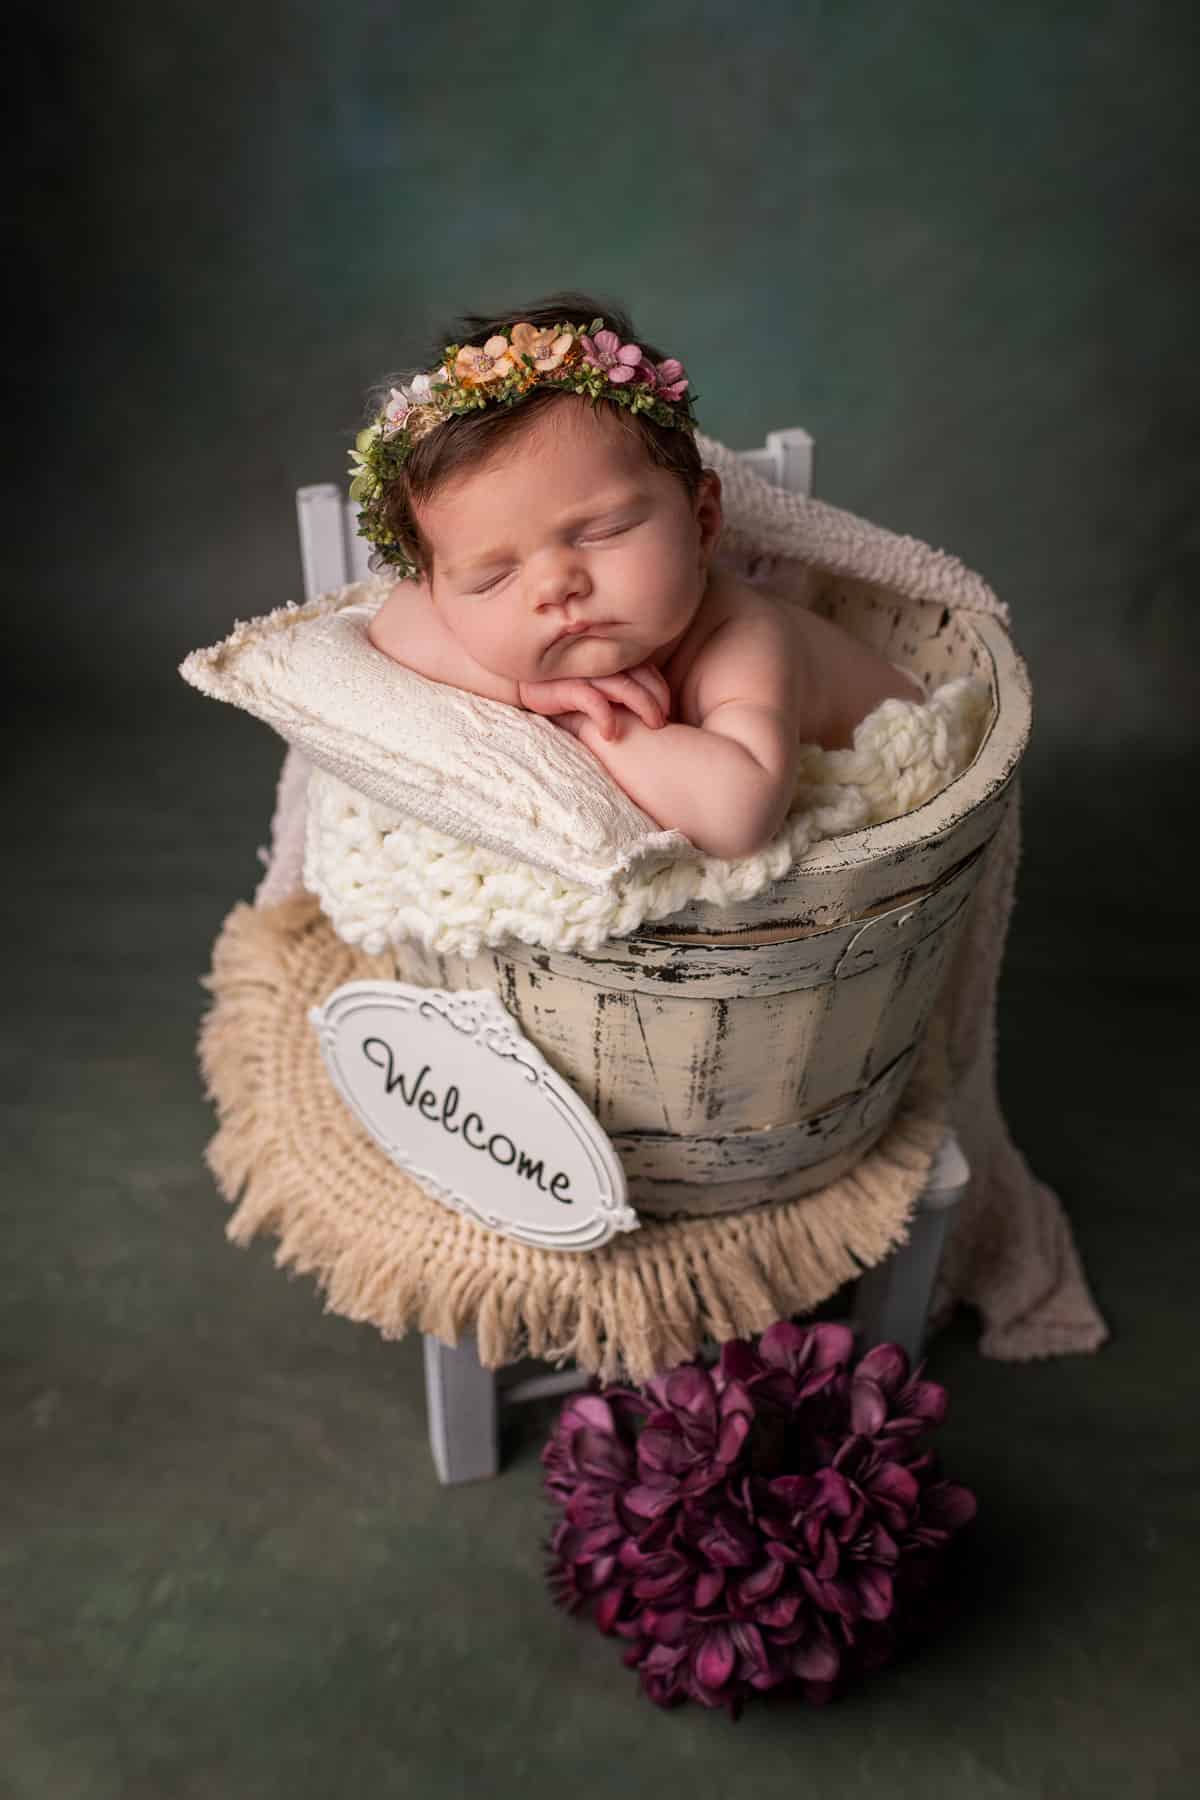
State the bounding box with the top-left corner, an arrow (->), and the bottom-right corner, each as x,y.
348,316 -> 697,580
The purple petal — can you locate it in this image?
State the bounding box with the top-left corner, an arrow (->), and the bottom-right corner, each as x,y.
906,1378 -> 949,1425
593,329 -> 619,355
851,1376 -> 888,1436
808,1322 -> 855,1369
655,357 -> 684,383
573,1426 -> 632,1484
814,1528 -> 840,1582
664,1365 -> 716,1423
576,1521 -> 623,1560
811,1468 -> 854,1516
606,364 -> 636,383
625,1484 -> 678,1520
758,1321 -> 809,1369
797,1365 -> 841,1402
616,342 -> 643,365
716,1409 -> 751,1466
856,1565 -> 894,1622
871,1463 -> 920,1511
736,1561 -> 784,1604
643,1641 -> 686,1676
594,1587 -> 625,1633
856,1342 -> 909,1393
694,1570 -> 725,1608
692,1625 -> 736,1692
925,1481 -> 977,1530
766,1473 -> 816,1511
648,1606 -> 690,1646
563,1393 -> 615,1432
757,1589 -> 803,1630
730,1620 -> 769,1676
637,1426 -> 690,1477
633,1567 -> 690,1602
699,1516 -> 758,1568
719,1340 -> 763,1385
869,1524 -> 900,1566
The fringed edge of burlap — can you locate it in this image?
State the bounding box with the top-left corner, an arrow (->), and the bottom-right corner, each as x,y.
198,896 -> 950,1384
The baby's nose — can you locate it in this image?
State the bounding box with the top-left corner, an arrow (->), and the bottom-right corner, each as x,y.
530,550 -> 590,609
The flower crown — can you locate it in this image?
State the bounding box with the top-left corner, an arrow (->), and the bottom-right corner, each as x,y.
348,316 -> 698,580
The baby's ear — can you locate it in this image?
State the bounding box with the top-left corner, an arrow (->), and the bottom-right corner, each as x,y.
696,468 -> 724,556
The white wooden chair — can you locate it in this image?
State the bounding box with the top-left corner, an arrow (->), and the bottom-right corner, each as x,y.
293,427 -> 969,1484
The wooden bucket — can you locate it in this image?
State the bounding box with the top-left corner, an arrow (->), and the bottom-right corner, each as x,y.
396,576 -> 1031,1219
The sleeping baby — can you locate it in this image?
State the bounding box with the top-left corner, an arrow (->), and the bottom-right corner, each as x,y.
355,293 -> 922,861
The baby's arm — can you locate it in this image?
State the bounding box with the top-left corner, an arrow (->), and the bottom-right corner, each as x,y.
367,582 -> 521,706
558,613 -> 802,859
367,584 -> 669,733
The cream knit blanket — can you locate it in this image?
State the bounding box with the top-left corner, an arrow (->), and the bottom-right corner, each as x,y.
304,676 -> 991,957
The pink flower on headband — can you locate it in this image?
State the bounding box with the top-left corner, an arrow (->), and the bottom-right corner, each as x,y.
581,328 -> 644,386
649,357 -> 689,402
382,370 -> 441,429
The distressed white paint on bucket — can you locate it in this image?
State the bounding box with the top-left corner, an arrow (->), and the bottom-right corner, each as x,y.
393,583 -> 1031,1220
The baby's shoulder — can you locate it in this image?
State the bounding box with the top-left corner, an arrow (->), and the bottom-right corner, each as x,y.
680,573 -> 802,720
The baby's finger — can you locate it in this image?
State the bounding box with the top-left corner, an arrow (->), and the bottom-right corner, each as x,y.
628,662 -> 671,716
592,674 -> 664,729
570,683 -> 617,739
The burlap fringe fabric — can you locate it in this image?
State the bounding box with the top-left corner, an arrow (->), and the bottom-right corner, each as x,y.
199,893 -> 953,1384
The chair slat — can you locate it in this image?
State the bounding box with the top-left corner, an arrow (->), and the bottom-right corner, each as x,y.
296,484 -> 350,602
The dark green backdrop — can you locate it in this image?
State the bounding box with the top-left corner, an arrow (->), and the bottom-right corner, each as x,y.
7,10 -> 1200,1792
16,0 -> 1198,753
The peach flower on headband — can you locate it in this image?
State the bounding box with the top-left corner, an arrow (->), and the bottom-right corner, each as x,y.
510,322 -> 575,372
454,335 -> 516,385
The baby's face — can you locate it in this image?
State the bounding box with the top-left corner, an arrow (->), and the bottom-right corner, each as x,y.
413,398 -> 721,683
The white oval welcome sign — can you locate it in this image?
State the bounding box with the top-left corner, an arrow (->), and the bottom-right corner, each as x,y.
309,981 -> 638,1252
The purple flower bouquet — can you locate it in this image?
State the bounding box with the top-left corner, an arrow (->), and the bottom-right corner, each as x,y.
541,1322 -> 977,1718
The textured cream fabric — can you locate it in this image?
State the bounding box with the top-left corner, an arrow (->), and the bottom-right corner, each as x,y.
303,676 -> 990,956
181,583 -> 688,892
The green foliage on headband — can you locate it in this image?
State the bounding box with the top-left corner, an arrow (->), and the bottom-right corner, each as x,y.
348,317 -> 699,582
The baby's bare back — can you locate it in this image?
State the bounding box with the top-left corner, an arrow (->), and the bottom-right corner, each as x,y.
669,568 -> 922,751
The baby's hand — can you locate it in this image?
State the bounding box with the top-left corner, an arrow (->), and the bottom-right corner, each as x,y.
517,662 -> 670,741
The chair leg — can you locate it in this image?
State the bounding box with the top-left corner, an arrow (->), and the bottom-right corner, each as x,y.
421,1132 -> 970,1484
422,1333 -> 500,1485
852,1129 -> 969,1362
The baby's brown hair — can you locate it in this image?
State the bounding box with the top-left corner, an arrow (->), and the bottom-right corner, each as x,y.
372,291 -> 705,579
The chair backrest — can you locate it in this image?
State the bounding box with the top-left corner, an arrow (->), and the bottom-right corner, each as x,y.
295,427 -> 814,603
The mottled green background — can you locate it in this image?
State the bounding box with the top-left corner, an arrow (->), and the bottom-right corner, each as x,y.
17,0 -> 1198,750
8,9 -> 1200,1795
